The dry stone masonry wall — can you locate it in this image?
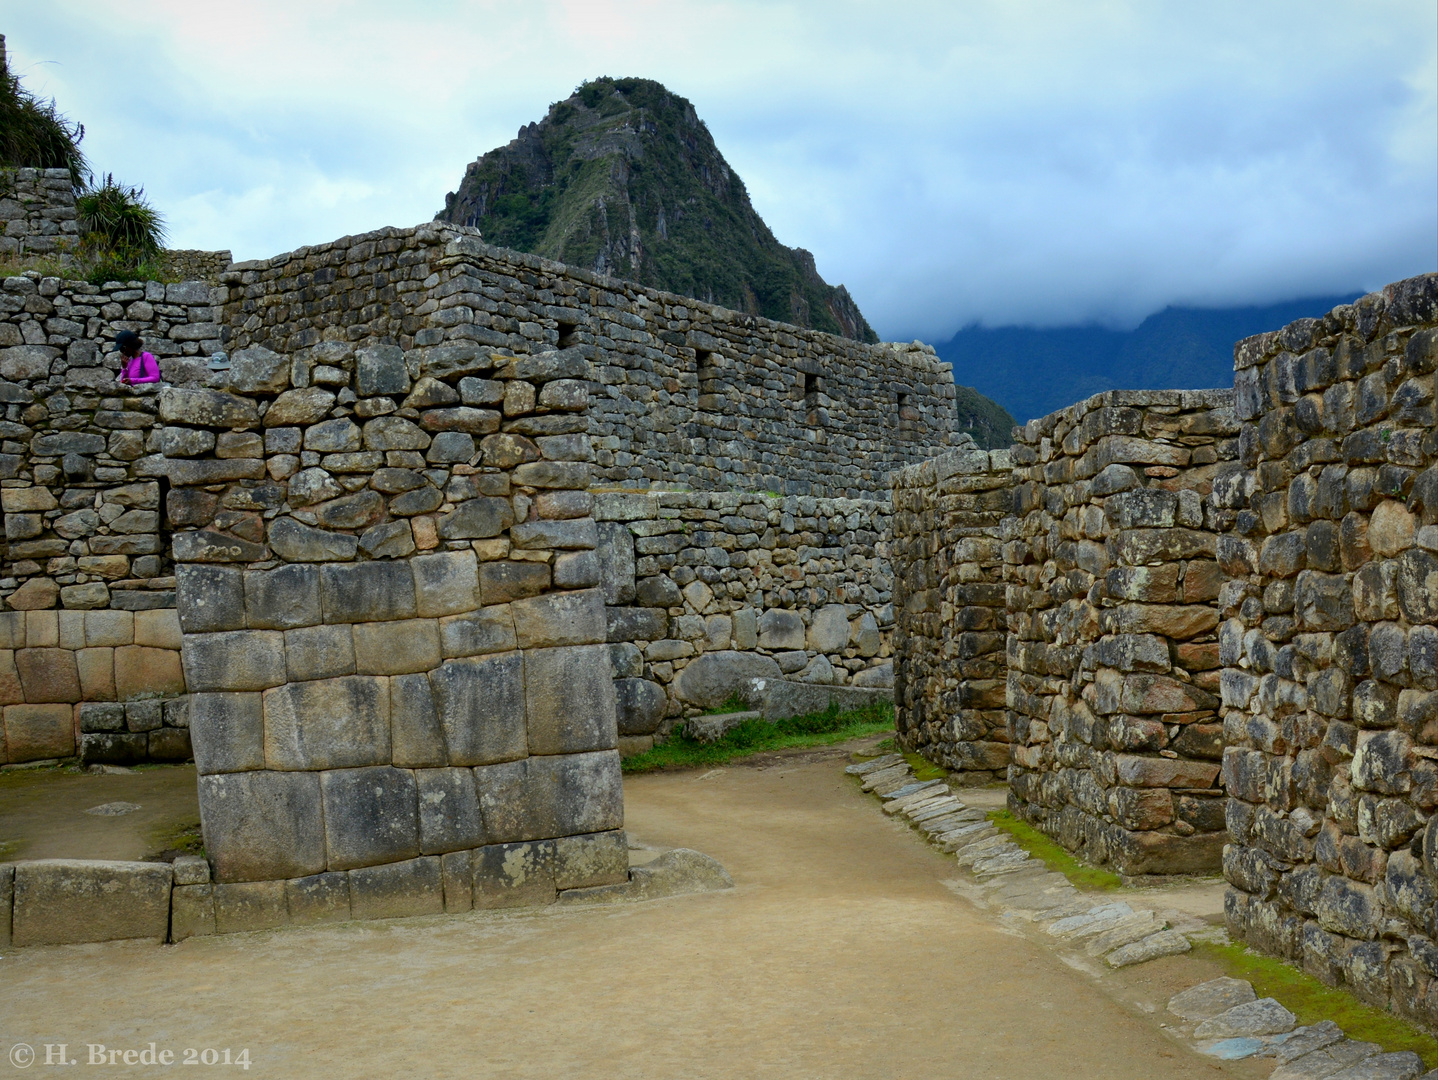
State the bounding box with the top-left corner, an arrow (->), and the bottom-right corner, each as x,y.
217,225 -> 961,499
891,444 -> 1012,778
0,168 -> 78,259
594,488 -> 894,750
164,335 -> 629,925
1218,277 -> 1438,1030
0,270 -> 226,764
1003,389 -> 1239,875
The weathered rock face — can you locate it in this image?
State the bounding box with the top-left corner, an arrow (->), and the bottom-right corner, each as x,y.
1002,388 -> 1239,875
166,327 -> 626,921
1218,276 -> 1438,1032
892,444 -> 1012,779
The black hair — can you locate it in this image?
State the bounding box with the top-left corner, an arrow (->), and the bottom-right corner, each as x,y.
115,330 -> 142,354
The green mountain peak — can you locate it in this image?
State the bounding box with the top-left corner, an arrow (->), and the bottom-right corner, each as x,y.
437,76 -> 878,342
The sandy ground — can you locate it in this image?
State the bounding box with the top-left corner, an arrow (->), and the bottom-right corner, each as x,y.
0,764 -> 200,862
0,746 -> 1268,1080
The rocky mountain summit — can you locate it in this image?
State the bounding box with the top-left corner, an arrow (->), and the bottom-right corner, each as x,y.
436,77 -> 877,342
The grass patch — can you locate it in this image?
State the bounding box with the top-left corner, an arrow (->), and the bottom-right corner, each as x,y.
0,837 -> 22,861
622,701 -> 894,773
145,818 -> 204,862
904,752 -> 948,783
986,809 -> 1125,892
1190,941 -> 1438,1066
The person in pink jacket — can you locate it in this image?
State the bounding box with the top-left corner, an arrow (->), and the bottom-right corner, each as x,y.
116,330 -> 161,386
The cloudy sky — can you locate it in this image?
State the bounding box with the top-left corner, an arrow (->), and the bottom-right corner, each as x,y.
7,2 -> 1435,340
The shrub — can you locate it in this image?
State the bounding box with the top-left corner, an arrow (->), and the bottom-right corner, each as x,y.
76,174 -> 167,283
0,42 -> 88,185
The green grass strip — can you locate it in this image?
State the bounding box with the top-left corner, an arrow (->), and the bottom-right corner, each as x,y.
1190,941 -> 1438,1066
986,809 -> 1126,891
621,702 -> 894,773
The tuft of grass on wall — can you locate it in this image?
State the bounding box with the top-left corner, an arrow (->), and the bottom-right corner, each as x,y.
622,701 -> 894,773
1190,941 -> 1438,1067
986,809 -> 1125,891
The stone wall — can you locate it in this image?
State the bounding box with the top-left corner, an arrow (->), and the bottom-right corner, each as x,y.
593,487 -> 894,750
217,224 -> 961,499
1218,276 -> 1438,1029
162,249 -> 233,284
0,272 -> 226,763
1003,389 -> 1239,875
163,335 -> 628,917
891,443 -> 1012,778
0,168 -> 78,259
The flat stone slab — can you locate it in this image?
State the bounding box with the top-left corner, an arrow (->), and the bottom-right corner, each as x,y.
881,779 -> 946,803
12,859 -> 173,946
685,711 -> 761,743
1047,902 -> 1134,938
556,848 -> 733,905
1084,913 -> 1161,956
1169,977 -> 1258,1020
1194,998 -> 1297,1040
1271,1023 -> 1346,1065
844,753 -> 903,776
1199,1037 -> 1268,1060
1105,928 -> 1191,967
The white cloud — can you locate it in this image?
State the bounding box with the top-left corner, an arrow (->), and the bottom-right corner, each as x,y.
5,0 -> 1433,338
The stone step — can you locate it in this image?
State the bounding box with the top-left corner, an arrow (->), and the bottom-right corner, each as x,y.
1084,913 -> 1163,956
1106,928 -> 1192,967
683,711 -> 762,743
844,753 -> 905,776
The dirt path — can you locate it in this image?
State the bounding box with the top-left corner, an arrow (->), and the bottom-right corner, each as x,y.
0,748 -> 1264,1079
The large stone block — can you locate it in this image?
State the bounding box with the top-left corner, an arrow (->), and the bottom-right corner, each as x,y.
524,644 -> 618,755
183,629 -> 286,692
758,608 -> 805,650
428,652 -> 528,765
440,850 -> 473,912
554,829 -> 629,890
170,883 -> 216,941
320,765 -> 420,871
78,732 -> 147,766
263,675 -> 391,770
673,650 -> 782,709
411,550 -> 480,616
352,619 -> 442,675
471,839 -> 557,909
615,677 -> 668,736
15,647 -> 80,702
285,871 -> 352,926
807,604 -> 850,654
114,645 -> 186,700
606,606 -> 669,642
479,560 -> 551,605
158,386 -> 258,428
189,692 -> 265,774
596,521 -> 636,604
437,496 -> 512,539
356,344 -> 410,398
349,856 -> 443,920
283,623 -> 356,682
390,672 -> 447,767
267,517 -> 358,562
417,767 -> 487,854
213,880 -> 288,934
198,769 -> 326,882
320,560 -> 417,623
511,588 -> 606,649
244,564 -> 321,629
3,703 -> 73,761
439,605 -> 516,658
475,750 -> 623,843
11,860 -> 173,946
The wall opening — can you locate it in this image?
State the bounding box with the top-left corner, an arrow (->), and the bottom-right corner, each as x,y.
556,321 -> 580,349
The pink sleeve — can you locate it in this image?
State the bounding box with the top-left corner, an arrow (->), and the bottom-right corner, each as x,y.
140,353 -> 161,382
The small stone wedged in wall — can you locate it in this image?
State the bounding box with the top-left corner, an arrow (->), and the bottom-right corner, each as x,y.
1220,273 -> 1438,1032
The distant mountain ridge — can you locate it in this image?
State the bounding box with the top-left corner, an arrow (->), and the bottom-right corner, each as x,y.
934,294 -> 1364,424
437,77 -> 877,342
